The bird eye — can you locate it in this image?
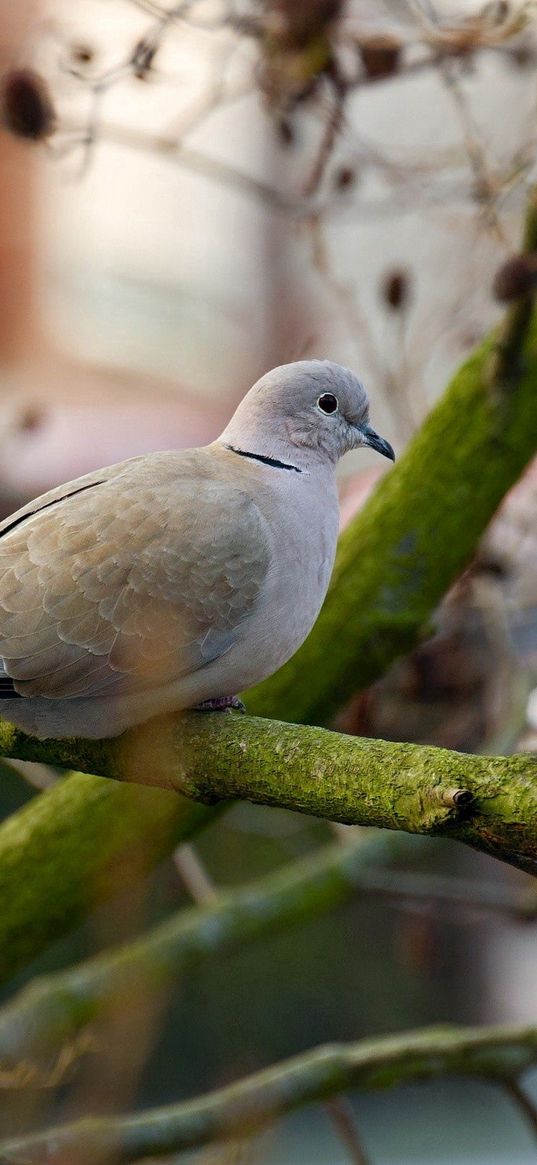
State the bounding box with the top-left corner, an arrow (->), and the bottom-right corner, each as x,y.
317,393 -> 338,415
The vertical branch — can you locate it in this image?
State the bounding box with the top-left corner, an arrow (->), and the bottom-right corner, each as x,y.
489,186 -> 537,389
173,842 -> 218,904
325,1096 -> 372,1165
503,1079 -> 537,1145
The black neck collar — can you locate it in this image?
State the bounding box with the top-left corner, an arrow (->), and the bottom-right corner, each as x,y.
224,444 -> 302,474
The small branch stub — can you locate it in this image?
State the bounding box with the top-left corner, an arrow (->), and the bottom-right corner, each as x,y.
440,787 -> 475,811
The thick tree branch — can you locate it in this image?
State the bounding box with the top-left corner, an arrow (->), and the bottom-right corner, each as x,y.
0,187 -> 536,976
1,712 -> 537,874
3,1022 -> 537,1162
0,827 -> 533,1087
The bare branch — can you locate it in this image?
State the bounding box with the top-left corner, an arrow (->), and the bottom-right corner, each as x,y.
324,1096 -> 371,1165
503,1078 -> 537,1146
173,841 -> 218,904
4,1022 -> 537,1162
0,829 -> 533,1083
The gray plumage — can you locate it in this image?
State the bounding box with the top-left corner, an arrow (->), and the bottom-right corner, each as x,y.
0,360 -> 393,738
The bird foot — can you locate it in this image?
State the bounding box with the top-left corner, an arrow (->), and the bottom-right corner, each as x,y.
194,695 -> 246,713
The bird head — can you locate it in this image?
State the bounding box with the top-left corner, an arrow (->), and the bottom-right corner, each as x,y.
219,360 -> 394,469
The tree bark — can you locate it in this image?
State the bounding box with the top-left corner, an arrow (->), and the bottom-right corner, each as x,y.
0,712 -> 537,873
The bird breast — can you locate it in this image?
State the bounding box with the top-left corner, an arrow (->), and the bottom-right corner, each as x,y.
237,469 -> 340,683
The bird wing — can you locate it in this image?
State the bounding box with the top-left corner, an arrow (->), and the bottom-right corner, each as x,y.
0,452 -> 272,699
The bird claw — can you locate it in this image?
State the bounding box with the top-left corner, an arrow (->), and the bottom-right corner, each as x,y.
194,695 -> 246,713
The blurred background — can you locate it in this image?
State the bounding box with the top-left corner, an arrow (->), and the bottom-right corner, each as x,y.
0,0 -> 537,1162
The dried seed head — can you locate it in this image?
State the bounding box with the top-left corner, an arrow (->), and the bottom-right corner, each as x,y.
276,116 -> 295,145
269,0 -> 344,51
70,43 -> 95,66
17,405 -> 46,433
381,269 -> 411,311
509,43 -> 536,69
482,0 -> 510,23
493,255 -> 537,302
359,36 -> 401,81
131,38 -> 158,81
333,165 -> 356,190
1,68 -> 55,141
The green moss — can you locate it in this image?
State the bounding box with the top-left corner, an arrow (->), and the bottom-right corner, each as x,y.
3,714 -> 537,877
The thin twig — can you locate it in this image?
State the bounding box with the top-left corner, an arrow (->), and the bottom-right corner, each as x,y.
305,214 -> 383,378
56,117 -> 300,213
302,76 -> 346,198
406,0 -> 506,240
325,1096 -> 371,1165
438,62 -> 506,242
487,184 -> 537,390
503,1078 -> 537,1145
173,842 -> 218,904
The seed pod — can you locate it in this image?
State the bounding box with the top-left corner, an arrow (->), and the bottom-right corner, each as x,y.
270,0 -> 344,51
17,405 -> 46,433
333,165 -> 356,190
70,43 -> 94,66
493,255 -> 536,302
482,0 -> 510,23
131,38 -> 158,81
1,68 -> 55,141
381,269 -> 411,311
359,36 -> 401,81
276,117 -> 295,146
509,45 -> 535,69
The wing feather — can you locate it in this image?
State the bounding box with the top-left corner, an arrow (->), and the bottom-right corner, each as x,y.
0,451 -> 271,701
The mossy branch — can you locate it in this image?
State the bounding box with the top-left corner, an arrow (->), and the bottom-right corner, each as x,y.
0,832 -> 416,1084
3,1022 -> 537,1162
1,712 -> 537,874
0,769 -> 216,984
0,191 -> 536,978
1,828 -> 535,1087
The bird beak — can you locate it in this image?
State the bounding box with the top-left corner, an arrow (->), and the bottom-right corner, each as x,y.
359,424 -> 395,462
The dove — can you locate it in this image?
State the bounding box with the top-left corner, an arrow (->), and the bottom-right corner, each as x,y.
0,360 -> 394,739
